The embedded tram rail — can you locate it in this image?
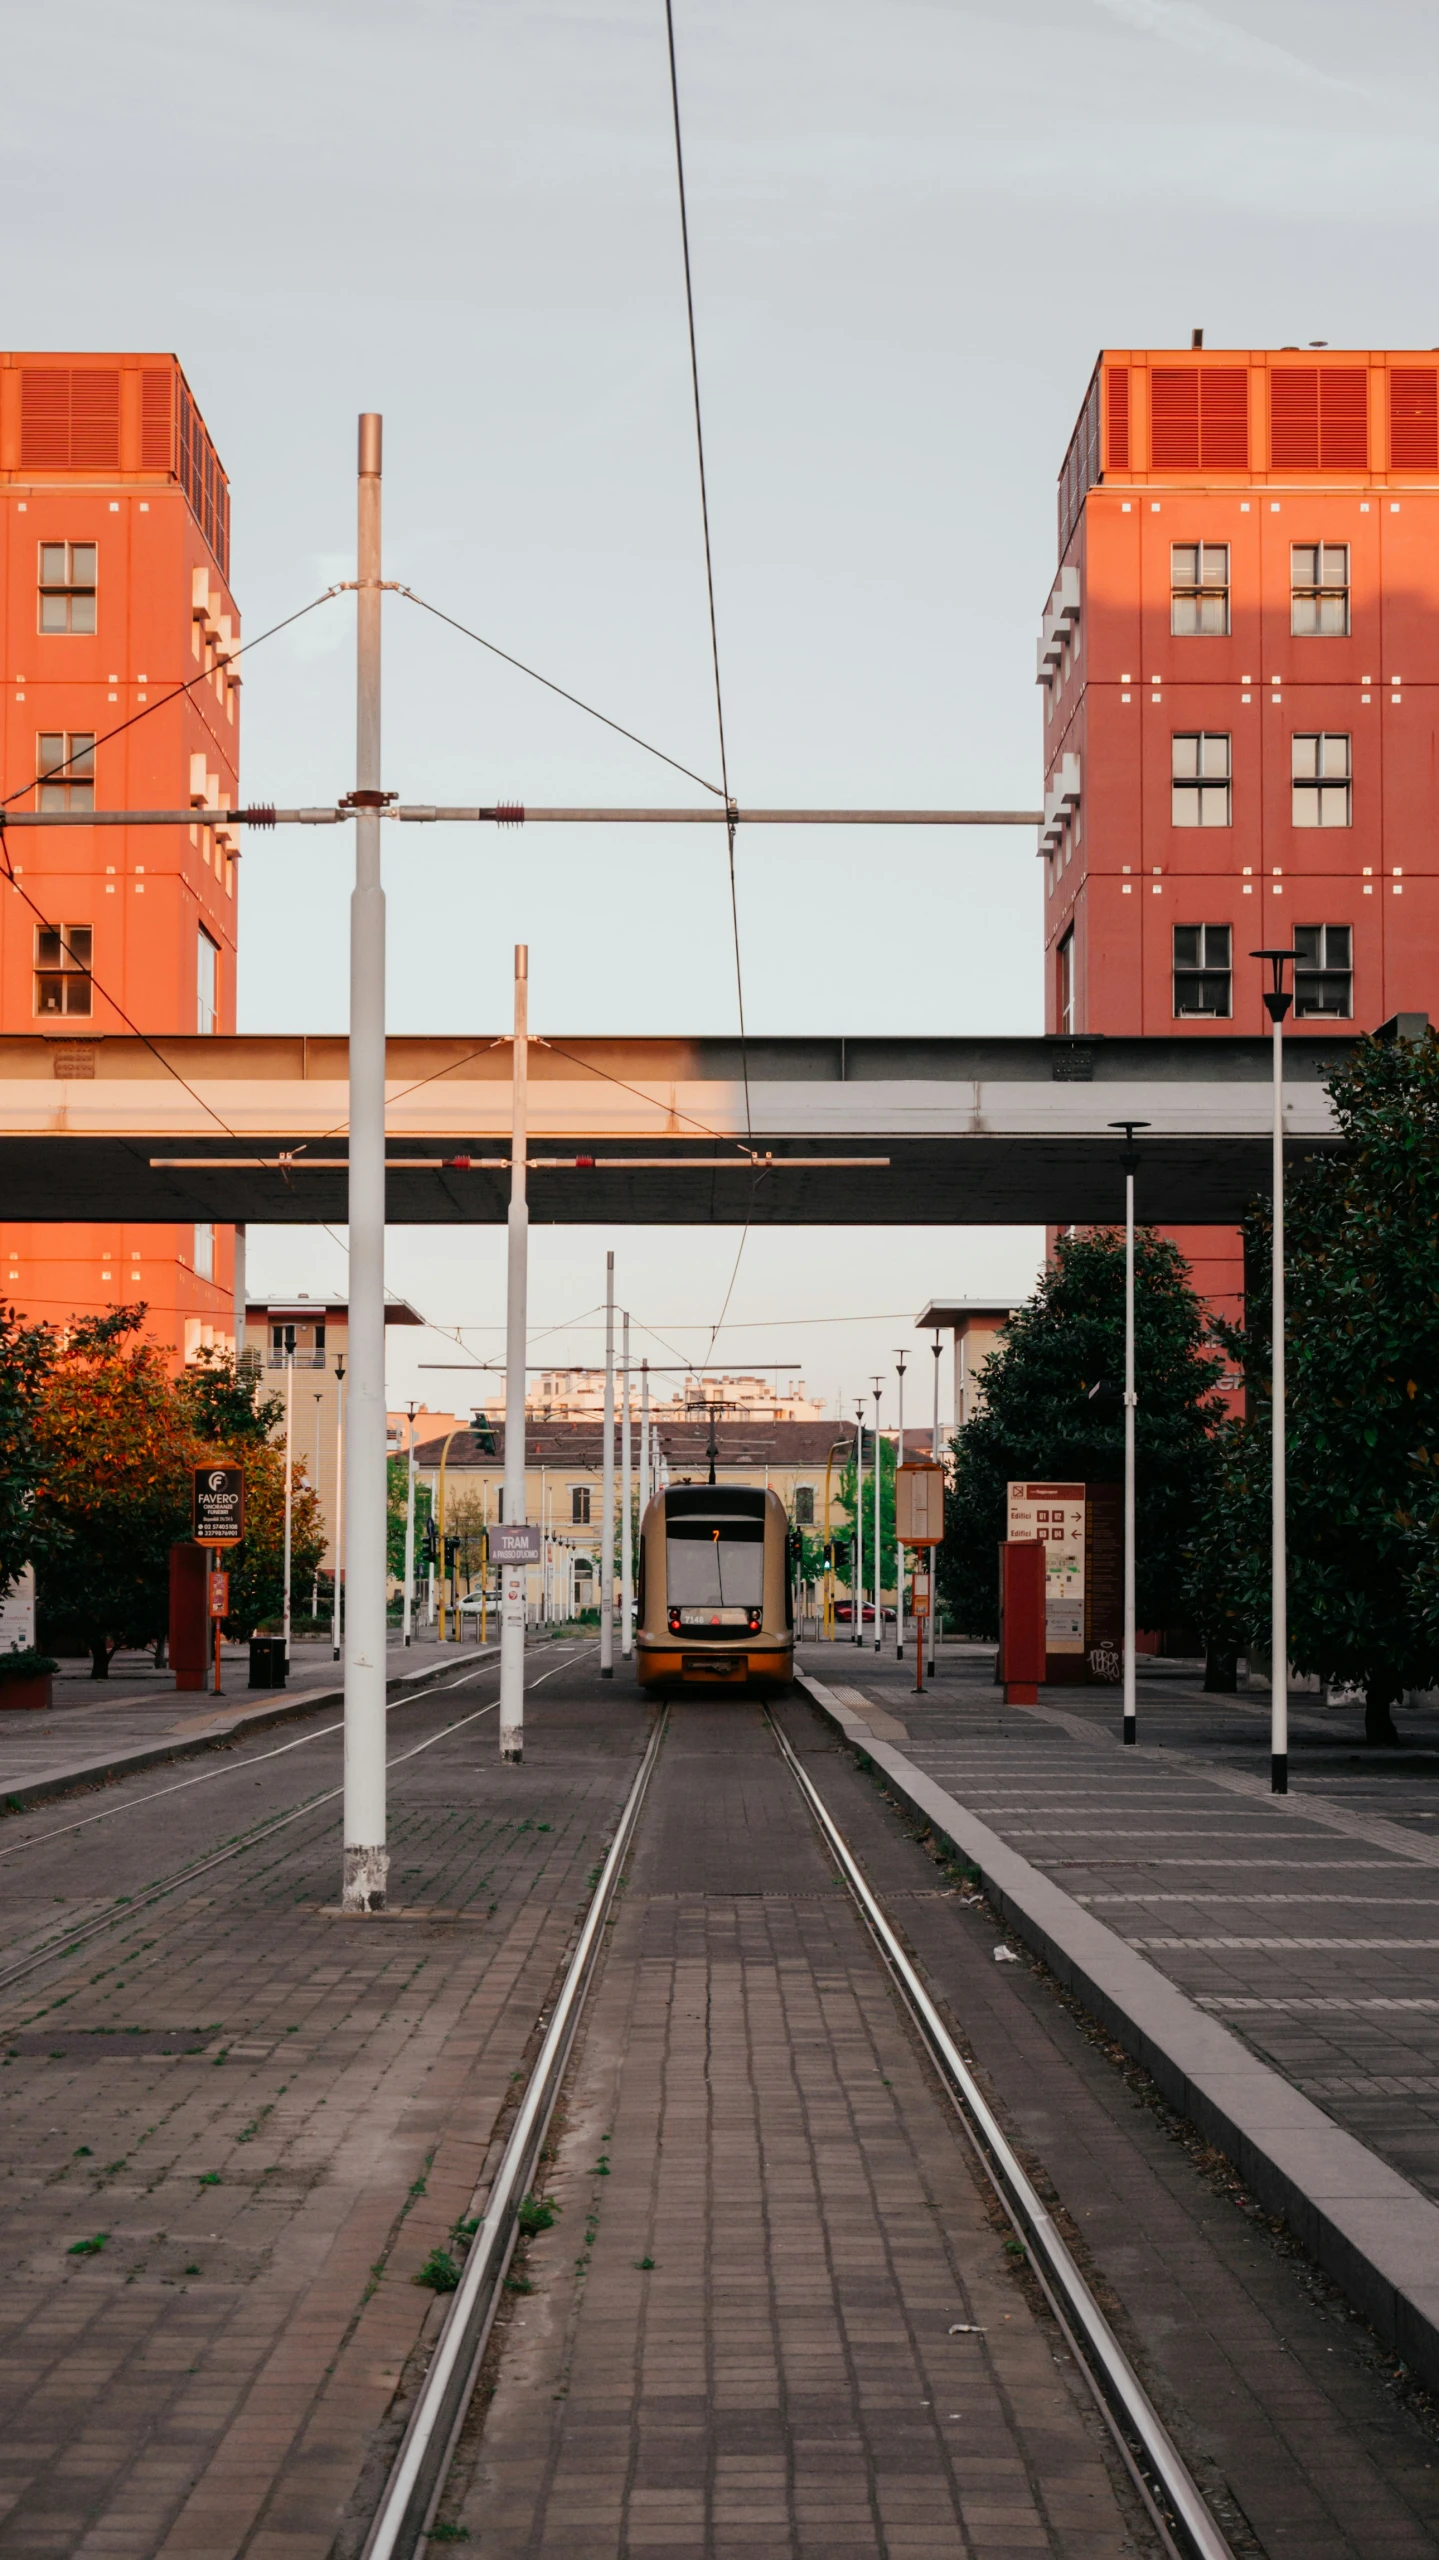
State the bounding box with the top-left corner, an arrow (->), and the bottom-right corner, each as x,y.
0,1653 -> 1436,2559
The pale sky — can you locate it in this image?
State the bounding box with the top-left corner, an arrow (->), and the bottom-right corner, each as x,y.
7,0 -> 1436,1414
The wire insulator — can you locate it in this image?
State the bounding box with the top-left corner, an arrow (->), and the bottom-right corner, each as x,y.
444,1156 -> 473,1170
494,803 -> 525,828
238,805 -> 276,828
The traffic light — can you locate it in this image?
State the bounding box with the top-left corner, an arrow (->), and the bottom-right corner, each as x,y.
787,1527 -> 804,1578
444,1534 -> 460,1571
423,1515 -> 439,1565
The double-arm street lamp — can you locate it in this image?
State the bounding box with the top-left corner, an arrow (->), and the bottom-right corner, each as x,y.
1254,948 -> 1297,1795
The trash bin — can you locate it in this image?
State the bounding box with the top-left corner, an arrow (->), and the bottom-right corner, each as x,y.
248,1637 -> 289,1689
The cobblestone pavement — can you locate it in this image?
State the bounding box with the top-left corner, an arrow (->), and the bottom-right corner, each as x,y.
0,1632 -> 496,1802
454,1697 -> 1152,2560
0,1642 -> 647,2559
808,1644 -> 1439,2214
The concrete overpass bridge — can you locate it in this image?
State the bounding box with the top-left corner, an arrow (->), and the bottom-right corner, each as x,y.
0,1026 -> 1372,1230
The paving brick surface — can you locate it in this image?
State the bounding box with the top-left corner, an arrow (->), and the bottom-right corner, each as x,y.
454,1700 -> 1140,2558
814,1644 -> 1439,2213
0,1633 -> 494,1804
0,1644 -> 645,2559
778,1687 -> 1439,2559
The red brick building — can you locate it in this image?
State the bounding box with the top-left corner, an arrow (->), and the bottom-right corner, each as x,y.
0,351 -> 240,1358
1040,344 -> 1439,1321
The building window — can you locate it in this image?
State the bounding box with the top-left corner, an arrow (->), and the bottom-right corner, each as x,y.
36,732 -> 94,811
1172,924 -> 1232,1018
570,1484 -> 591,1526
794,1485 -> 815,1526
1292,733 -> 1351,827
1294,925 -> 1353,1018
1291,544 -> 1349,636
34,923 -> 92,1017
1172,732 -> 1231,826
37,543 -> 97,634
1057,928 -> 1074,1035
1170,543 -> 1229,635
193,1223 -> 215,1280
197,929 -> 219,1034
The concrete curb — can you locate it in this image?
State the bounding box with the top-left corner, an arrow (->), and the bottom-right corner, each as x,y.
796,1664 -> 1439,2395
0,1645 -> 502,1815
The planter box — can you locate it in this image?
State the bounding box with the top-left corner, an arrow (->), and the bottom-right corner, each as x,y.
0,1673 -> 53,1711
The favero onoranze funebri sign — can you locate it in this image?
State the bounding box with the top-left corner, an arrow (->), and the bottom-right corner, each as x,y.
193,1465 -> 245,1547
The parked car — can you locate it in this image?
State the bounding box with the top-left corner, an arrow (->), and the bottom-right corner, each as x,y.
832,1600 -> 896,1626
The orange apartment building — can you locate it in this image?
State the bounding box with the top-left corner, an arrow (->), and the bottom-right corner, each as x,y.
0,351 -> 240,1359
1039,343 -> 1439,1323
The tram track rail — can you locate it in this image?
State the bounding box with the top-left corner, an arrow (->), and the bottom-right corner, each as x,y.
0,1647 -> 589,2003
769,1712 -> 1236,2560
360,1703 -> 669,2560
361,1697 -> 1236,2560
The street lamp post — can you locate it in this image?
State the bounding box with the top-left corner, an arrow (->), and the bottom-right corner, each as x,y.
1109,1122 -> 1150,1747
401,1397 -> 418,1647
282,1343 -> 295,1671
893,1351 -> 908,1659
342,411 -> 389,1915
929,1330 -> 942,1676
871,1378 -> 883,1655
1255,948 -> 1297,1795
852,1400 -> 865,1645
620,1311 -> 633,1659
600,1253 -> 615,1678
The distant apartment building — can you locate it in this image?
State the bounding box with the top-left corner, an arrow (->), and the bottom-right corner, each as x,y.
1040,344 -> 1439,1321
473,1370 -> 828,1424
241,1296 -> 425,1561
0,351 -> 240,1358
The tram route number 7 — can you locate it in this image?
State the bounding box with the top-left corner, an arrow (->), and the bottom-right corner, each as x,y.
193,1465 -> 245,1547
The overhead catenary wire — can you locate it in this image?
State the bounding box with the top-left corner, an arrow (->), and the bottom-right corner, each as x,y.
394,587 -> 723,798
663,0 -> 751,1158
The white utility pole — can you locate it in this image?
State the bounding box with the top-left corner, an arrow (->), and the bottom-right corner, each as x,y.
871,1379 -> 883,1655
332,1356 -> 346,1660
282,1345 -> 295,1668
499,944 -> 529,1762
891,1365 -> 904,1659
1257,949 -> 1295,1794
401,1398 -> 418,1646
929,1330 -> 942,1675
1110,1122 -> 1148,1747
853,1401 -> 865,1645
341,411 -> 389,1914
639,1357 -> 651,1531
600,1253 -> 615,1677
620,1311 -> 633,1657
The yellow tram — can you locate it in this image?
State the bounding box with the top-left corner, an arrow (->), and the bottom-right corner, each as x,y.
634,1484 -> 795,1693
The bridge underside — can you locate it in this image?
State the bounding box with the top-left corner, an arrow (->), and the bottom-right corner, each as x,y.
0,1029 -> 1352,1226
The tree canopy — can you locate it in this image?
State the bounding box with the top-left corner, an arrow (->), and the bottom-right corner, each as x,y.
940,1228 -> 1225,1640
0,1302 -> 59,1607
1190,1029 -> 1439,1742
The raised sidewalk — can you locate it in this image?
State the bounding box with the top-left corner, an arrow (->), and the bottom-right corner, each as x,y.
798,1642 -> 1439,2395
0,1633 -> 500,1809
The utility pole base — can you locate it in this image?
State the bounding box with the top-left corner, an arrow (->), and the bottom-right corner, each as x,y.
600,1665 -> 613,1679
341,1846 -> 389,1913
501,1728 -> 524,1763
1271,1753 -> 1288,1794
1123,1717 -> 1137,1747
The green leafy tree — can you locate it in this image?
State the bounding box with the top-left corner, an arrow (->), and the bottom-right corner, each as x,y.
387,1458 -> 434,1581
34,1307 -> 192,1675
940,1229 -> 1225,1641
0,1302 -> 57,1605
832,1431 -> 899,1606
1192,1030 -> 1439,1744
178,1348 -> 323,1637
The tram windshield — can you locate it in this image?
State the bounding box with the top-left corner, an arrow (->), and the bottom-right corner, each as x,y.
666,1517 -> 765,1610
